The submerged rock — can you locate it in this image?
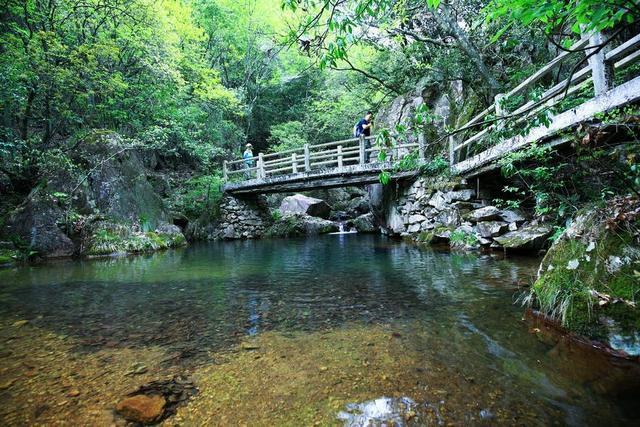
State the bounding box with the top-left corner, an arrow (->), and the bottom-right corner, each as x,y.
116,394 -> 166,424
279,194 -> 331,219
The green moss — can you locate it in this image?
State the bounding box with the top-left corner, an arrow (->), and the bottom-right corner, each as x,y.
87,227 -> 186,256
532,216 -> 640,340
450,230 -> 478,246
415,225 -> 453,245
265,216 -> 304,238
0,249 -> 18,267
416,230 -> 435,243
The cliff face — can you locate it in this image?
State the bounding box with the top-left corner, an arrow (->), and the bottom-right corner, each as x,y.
1,131 -> 186,259
375,79 -> 480,157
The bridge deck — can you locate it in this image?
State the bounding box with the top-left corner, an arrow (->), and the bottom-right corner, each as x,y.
223,162 -> 415,194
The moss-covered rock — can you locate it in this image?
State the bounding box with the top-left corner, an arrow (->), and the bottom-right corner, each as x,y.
493,224 -> 552,251
531,197 -> 640,354
86,222 -> 186,256
415,225 -> 454,244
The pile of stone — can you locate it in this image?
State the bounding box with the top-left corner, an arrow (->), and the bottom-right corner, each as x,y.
382,178 -> 552,251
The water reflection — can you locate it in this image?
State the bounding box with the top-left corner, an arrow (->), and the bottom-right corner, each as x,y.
0,235 -> 638,425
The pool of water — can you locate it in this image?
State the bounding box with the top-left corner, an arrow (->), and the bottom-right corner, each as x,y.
0,235 -> 638,425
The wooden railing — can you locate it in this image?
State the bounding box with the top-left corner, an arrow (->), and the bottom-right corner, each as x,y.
224,29 -> 640,184
223,134 -> 426,181
450,31 -> 640,166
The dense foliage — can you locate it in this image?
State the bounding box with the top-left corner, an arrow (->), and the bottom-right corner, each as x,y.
0,0 -> 375,192
1,0 -> 638,223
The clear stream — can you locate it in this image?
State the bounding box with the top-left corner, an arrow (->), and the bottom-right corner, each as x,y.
0,235 -> 638,425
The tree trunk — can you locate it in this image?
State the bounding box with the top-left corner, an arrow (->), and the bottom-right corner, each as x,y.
20,89 -> 35,141
433,4 -> 501,94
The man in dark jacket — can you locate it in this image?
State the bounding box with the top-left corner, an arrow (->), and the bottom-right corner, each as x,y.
354,111 -> 373,162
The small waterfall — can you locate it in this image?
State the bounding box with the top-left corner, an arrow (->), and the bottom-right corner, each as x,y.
330,221 -> 357,235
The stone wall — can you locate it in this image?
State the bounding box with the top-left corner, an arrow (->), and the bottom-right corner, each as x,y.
375,177 -> 552,252
217,194 -> 272,239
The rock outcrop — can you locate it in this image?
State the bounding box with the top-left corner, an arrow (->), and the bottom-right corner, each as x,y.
1,131 -> 187,258
3,189 -> 75,258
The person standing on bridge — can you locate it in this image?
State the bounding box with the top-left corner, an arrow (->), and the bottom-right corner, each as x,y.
354,111 -> 373,163
243,143 -> 254,179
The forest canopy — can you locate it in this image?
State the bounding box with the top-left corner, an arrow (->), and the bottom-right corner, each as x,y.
1,0 -> 637,187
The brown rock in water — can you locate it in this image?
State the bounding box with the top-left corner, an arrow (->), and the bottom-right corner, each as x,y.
67,389 -> 81,397
116,394 -> 166,424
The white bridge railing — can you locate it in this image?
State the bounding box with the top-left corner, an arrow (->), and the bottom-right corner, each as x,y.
450,30 -> 640,168
224,29 -> 640,184
223,134 -> 426,182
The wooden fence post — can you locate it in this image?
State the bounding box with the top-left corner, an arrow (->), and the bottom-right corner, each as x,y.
337,145 -> 343,169
583,30 -> 613,96
358,135 -> 365,165
292,153 -> 298,173
257,153 -> 265,179
418,133 -> 426,160
304,144 -> 310,171
223,160 -> 228,181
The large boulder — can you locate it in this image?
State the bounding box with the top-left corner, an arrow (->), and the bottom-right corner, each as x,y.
266,213 -> 338,237
1,131 -> 184,258
353,213 -> 378,233
531,197 -> 640,355
70,132 -> 167,226
2,189 -> 74,258
493,223 -> 552,251
279,194 -> 331,219
345,196 -> 370,217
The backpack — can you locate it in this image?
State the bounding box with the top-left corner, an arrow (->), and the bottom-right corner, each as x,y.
353,123 -> 361,137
